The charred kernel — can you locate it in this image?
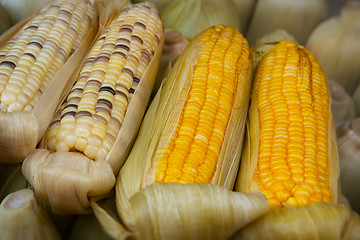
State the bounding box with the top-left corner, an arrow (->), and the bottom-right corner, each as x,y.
64,104 -> 78,109
27,41 -> 43,49
135,22 -> 146,29
117,38 -> 130,44
122,68 -> 134,77
131,35 -> 143,44
76,111 -> 92,118
25,25 -> 39,31
0,61 -> 16,69
24,53 -> 36,60
116,90 -> 129,101
100,86 -> 115,95
113,51 -> 126,57
49,120 -> 61,127
61,111 -> 76,119
133,76 -> 140,83
97,99 -> 113,109
119,27 -> 132,33
115,44 -> 130,51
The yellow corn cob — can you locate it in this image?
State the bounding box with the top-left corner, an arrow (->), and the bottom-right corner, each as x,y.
0,0 -> 97,163
236,40 -> 339,208
22,2 -> 164,214
112,24 -> 253,233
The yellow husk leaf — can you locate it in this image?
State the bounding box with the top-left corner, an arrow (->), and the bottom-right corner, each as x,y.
328,79 -> 356,125
231,202 -> 360,240
0,1 -> 98,164
247,0 -> 326,44
306,1 -> 360,96
22,2 -> 164,214
0,189 -> 61,240
336,118 -> 360,214
130,183 -> 269,240
114,26 -> 252,231
352,79 -> 360,117
162,0 -> 241,40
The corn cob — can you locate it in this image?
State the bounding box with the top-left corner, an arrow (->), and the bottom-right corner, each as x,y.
22,2 -> 164,214
236,41 -> 339,208
0,0 -> 97,163
99,25 -> 258,238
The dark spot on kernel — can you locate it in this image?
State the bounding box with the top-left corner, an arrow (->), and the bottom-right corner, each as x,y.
49,120 -> 60,127
115,90 -> 128,101
97,99 -> 113,109
0,61 -> 16,69
131,35 -> 143,44
61,111 -> 76,119
100,86 -> 115,95
135,22 -> 146,29
25,25 -> 38,31
133,76 -> 140,83
64,104 -> 78,109
129,88 -> 135,94
115,44 -> 130,51
76,111 -> 92,118
113,51 -> 126,57
28,41 -> 43,49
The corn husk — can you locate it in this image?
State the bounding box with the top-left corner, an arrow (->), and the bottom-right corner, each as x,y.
131,0 -> 171,12
306,1 -> 360,96
231,202 -> 360,240
0,1 -> 98,164
0,189 -> 61,240
235,41 -> 340,206
112,25 -> 252,231
152,29 -> 188,98
352,79 -> 360,117
328,79 -> 356,125
22,1 -> 164,214
247,0 -> 326,44
0,163 -> 27,202
232,0 -> 255,33
162,0 -> 241,40
92,183 -> 269,240
336,118 -> 360,214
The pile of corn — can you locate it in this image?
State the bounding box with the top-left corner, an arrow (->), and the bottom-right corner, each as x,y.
1,0 -> 360,239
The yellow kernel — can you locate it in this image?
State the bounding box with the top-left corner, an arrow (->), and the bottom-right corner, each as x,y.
267,198 -> 282,208
286,197 -> 297,207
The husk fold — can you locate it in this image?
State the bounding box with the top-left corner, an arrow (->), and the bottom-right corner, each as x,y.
0,1 -> 99,164
336,118 -> 360,214
232,0 -> 255,33
328,79 -> 356,125
113,26 -> 253,231
162,0 -> 241,40
306,1 -> 360,96
22,1 -> 164,214
0,189 -> 61,240
92,184 -> 269,240
247,0 -> 326,44
231,203 -> 360,240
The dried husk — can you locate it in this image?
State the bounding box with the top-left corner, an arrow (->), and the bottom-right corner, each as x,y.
231,202 -> 360,240
0,1 -> 98,164
306,1 -> 360,96
232,0 -> 255,33
162,0 -> 241,40
247,0 -> 326,44
152,29 -> 188,98
352,80 -> 360,117
22,1 -> 164,214
113,26 -> 253,231
328,79 -> 356,125
0,189 -> 61,240
336,118 -> 360,214
131,0 -> 171,12
235,41 -> 340,206
0,163 -> 27,202
92,184 -> 269,240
